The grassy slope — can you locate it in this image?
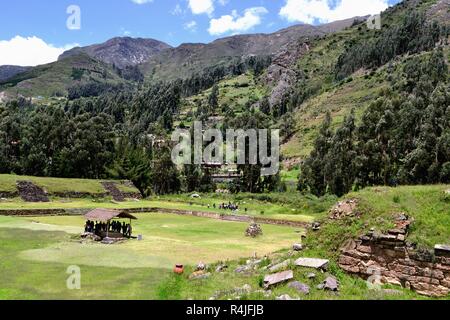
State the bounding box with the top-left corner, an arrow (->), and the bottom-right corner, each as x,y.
177,72 -> 267,127
299,185 -> 450,289
179,184 -> 450,300
0,174 -> 139,194
0,54 -> 126,97
281,27 -> 387,159
281,0 -> 445,159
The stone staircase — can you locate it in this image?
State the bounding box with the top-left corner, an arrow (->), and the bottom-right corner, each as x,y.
16,181 -> 50,202
101,182 -> 125,202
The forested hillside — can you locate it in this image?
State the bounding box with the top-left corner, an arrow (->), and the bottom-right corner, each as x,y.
0,0 -> 448,197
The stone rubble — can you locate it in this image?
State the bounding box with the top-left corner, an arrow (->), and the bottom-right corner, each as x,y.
189,270 -> 211,280
329,199 -> 359,220
288,281 -> 310,295
245,223 -> 263,237
16,181 -> 49,202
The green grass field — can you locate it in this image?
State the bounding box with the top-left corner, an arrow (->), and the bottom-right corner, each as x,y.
0,193 -> 321,223
0,184 -> 448,300
0,213 -> 301,300
0,174 -> 140,195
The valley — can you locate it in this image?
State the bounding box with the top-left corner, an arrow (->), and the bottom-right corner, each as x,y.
0,0 -> 449,301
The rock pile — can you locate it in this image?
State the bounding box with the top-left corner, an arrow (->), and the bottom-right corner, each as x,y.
245,223 -> 263,237
329,199 -> 359,219
16,181 -> 49,202
101,182 -> 125,202
81,232 -> 101,242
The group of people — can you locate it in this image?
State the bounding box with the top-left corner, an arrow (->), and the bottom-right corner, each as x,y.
218,202 -> 239,211
84,220 -> 132,238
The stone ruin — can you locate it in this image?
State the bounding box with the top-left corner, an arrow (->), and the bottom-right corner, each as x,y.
329,199 -> 359,220
100,181 -> 141,201
245,223 -> 263,237
16,181 -> 49,202
101,182 -> 125,202
338,213 -> 450,297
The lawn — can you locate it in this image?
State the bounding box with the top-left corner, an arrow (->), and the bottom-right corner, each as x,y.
0,174 -> 139,194
0,212 -> 302,299
0,196 -> 318,223
1,185 -> 448,300
0,212 -> 429,301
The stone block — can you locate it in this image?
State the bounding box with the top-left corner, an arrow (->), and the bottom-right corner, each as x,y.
357,245 -> 373,254
435,244 -> 450,258
338,255 -> 359,266
264,270 -> 294,288
341,264 -> 360,273
295,257 -> 329,270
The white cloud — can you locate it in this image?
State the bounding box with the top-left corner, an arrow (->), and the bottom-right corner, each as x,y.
184,20 -> 198,32
279,0 -> 389,24
208,7 -> 268,36
0,36 -> 78,66
171,4 -> 183,15
131,0 -> 153,4
188,0 -> 214,15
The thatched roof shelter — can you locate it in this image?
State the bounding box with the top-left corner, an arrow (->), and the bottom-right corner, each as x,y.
84,208 -> 137,222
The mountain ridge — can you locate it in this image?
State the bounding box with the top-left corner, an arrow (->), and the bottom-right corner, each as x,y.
58,37 -> 172,69
0,65 -> 32,82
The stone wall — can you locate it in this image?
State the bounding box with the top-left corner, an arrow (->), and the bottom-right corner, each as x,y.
338,216 -> 450,297
52,192 -> 108,199
0,209 -> 66,216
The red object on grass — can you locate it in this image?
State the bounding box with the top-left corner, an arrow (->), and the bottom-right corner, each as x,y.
174,265 -> 184,274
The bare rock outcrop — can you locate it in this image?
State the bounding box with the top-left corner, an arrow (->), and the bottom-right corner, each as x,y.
261,42 -> 311,108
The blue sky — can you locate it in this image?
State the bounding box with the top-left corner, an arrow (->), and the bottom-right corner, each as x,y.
0,0 -> 401,66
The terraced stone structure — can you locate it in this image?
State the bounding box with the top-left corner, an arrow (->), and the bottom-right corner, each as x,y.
339,214 -> 450,297
16,181 -> 49,202
101,182 -> 125,202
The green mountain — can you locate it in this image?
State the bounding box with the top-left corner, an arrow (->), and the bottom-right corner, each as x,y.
0,53 -> 128,98
0,17 -> 361,99
58,37 -> 172,69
